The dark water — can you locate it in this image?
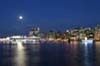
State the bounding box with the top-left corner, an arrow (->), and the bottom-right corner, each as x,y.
0,41 -> 100,66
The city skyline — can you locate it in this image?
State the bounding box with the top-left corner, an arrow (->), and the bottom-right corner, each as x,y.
0,0 -> 100,36
0,0 -> 100,66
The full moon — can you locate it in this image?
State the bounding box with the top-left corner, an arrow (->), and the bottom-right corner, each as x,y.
19,16 -> 23,20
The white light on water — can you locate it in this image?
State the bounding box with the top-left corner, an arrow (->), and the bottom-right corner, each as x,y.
17,41 -> 23,49
15,41 -> 27,66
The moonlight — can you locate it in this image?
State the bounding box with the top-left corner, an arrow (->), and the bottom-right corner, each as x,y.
19,16 -> 23,20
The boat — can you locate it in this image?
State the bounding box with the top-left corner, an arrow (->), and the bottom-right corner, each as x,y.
82,37 -> 93,44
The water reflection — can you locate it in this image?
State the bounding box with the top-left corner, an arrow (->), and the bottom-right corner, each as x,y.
13,42 -> 27,66
0,42 -> 99,66
39,43 -> 67,66
25,44 -> 40,66
84,42 -> 90,66
83,42 -> 95,66
0,44 -> 14,66
65,42 -> 83,66
95,41 -> 100,66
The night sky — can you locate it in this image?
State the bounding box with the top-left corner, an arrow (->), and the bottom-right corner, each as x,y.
0,0 -> 100,36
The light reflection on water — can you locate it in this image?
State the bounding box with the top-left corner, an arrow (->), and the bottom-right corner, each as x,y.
95,41 -> 100,66
13,42 -> 27,66
0,42 -> 100,66
84,42 -> 91,66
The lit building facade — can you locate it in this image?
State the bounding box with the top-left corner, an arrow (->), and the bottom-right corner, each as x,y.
94,24 -> 100,41
29,27 -> 40,37
47,30 -> 56,40
70,29 -> 79,41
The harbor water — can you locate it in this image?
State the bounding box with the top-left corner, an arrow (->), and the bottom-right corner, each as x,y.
0,41 -> 100,66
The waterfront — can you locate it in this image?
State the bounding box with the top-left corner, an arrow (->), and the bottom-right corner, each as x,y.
0,42 -> 100,66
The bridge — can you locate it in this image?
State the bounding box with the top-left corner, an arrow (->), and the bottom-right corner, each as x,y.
0,35 -> 41,44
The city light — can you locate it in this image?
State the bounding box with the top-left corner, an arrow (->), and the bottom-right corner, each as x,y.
0,24 -> 100,44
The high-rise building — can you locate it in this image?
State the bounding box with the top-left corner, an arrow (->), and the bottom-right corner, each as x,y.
64,30 -> 70,39
47,30 -> 56,39
84,27 -> 94,39
56,31 -> 62,39
94,24 -> 100,41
